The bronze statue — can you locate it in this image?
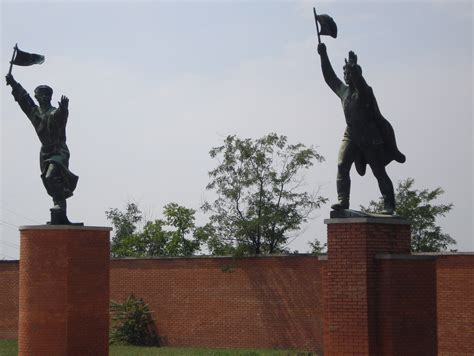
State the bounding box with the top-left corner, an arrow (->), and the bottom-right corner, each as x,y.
317,43 -> 406,215
5,73 -> 79,224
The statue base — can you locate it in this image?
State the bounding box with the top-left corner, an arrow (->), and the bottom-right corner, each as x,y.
48,208 -> 83,226
18,225 -> 111,356
330,208 -> 404,219
322,216 -> 411,355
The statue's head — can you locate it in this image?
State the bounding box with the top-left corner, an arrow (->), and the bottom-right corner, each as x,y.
34,85 -> 53,106
343,51 -> 362,86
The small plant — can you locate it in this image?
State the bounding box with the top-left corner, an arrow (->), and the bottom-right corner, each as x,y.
110,294 -> 159,346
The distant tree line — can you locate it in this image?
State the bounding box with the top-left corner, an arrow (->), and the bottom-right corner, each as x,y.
106,133 -> 455,257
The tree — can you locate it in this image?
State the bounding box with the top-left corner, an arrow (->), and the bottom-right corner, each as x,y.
361,178 -> 456,252
106,202 -> 208,257
202,133 -> 328,255
308,238 -> 327,255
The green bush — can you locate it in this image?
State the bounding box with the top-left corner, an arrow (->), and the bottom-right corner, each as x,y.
110,294 -> 159,346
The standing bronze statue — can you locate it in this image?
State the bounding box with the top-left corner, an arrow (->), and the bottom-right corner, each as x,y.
317,43 -> 406,215
5,72 -> 79,224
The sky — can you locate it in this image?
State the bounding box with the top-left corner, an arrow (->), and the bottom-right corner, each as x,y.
1,0 -> 472,259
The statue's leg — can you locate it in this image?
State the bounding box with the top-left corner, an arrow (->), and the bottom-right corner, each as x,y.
44,163 -> 70,224
332,140 -> 356,210
366,150 -> 395,215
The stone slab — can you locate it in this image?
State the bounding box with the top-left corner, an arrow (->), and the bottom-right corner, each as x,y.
324,217 -> 410,225
19,225 -> 112,231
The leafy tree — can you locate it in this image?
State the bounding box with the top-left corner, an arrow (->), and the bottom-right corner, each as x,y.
203,133 -> 328,255
106,202 -> 208,257
308,238 -> 327,255
361,178 -> 455,252
106,202 -> 142,247
110,295 -> 158,346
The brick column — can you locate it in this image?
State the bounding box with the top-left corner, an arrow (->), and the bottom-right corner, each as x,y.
18,225 -> 111,356
322,217 -> 410,356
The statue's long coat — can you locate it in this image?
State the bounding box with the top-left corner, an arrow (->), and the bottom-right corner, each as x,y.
11,83 -> 78,198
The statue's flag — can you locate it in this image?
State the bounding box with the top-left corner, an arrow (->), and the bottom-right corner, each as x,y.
316,14 -> 337,38
313,8 -> 338,44
11,46 -> 45,66
8,44 -> 45,75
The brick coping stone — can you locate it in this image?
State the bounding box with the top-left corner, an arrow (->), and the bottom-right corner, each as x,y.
324,217 -> 410,225
19,225 -> 112,231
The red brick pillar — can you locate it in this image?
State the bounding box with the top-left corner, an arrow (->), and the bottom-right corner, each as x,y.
18,225 -> 111,356
323,217 -> 410,356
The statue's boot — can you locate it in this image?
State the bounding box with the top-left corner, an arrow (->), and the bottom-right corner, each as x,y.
380,190 -> 396,215
48,175 -> 71,225
50,199 -> 71,225
331,178 -> 350,210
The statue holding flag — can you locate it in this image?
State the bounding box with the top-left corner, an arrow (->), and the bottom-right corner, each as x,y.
5,45 -> 79,225
313,9 -> 406,215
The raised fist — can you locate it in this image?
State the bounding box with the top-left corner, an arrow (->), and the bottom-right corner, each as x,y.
317,43 -> 327,55
5,73 -> 16,86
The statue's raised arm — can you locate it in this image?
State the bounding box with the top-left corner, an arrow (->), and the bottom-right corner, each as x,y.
5,74 -> 36,118
317,43 -> 347,99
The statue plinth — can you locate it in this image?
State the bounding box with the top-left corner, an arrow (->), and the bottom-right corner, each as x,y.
18,225 -> 111,356
322,216 -> 410,355
329,209 -> 405,219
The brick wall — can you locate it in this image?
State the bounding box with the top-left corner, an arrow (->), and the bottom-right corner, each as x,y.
1,253 -> 473,355
436,255 -> 474,356
376,256 -> 438,356
110,256 -> 324,353
0,261 -> 19,339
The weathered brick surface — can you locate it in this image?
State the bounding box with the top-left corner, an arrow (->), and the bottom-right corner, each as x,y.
0,261 -> 19,339
110,256 -> 324,353
18,227 -> 110,356
323,222 -> 411,356
437,255 -> 474,356
1,249 -> 473,355
376,258 -> 437,355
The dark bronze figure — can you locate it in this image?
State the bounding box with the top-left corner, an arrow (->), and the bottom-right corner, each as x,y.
5,73 -> 79,224
317,43 -> 405,215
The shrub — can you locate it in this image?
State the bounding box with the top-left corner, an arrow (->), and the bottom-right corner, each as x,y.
110,294 -> 159,346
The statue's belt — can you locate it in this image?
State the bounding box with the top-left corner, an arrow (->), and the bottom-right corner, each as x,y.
41,143 -> 60,155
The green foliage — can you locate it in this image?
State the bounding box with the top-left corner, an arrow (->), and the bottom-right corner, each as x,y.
308,239 -> 327,255
106,202 -> 142,242
361,178 -> 455,252
203,133 -> 328,255
106,202 -> 209,257
110,295 -> 158,346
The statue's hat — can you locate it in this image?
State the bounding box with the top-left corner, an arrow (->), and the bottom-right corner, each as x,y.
34,85 -> 53,97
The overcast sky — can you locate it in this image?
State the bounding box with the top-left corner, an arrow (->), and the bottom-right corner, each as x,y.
1,1 -> 472,259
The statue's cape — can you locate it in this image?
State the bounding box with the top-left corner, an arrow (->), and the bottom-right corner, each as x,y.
354,91 -> 405,176
40,146 -> 78,199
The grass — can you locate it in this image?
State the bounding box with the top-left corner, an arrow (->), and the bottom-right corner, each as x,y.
0,340 -> 16,356
0,340 -> 315,356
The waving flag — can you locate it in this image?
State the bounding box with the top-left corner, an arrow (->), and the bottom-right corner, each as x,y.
313,8 -> 338,44
8,44 -> 45,75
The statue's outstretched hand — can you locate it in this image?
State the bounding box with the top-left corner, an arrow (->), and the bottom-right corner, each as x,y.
347,51 -> 358,66
58,95 -> 69,110
5,73 -> 16,86
317,43 -> 327,55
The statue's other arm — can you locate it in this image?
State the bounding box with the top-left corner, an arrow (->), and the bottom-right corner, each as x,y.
317,43 -> 345,99
348,65 -> 371,101
5,74 -> 36,117
54,95 -> 69,127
